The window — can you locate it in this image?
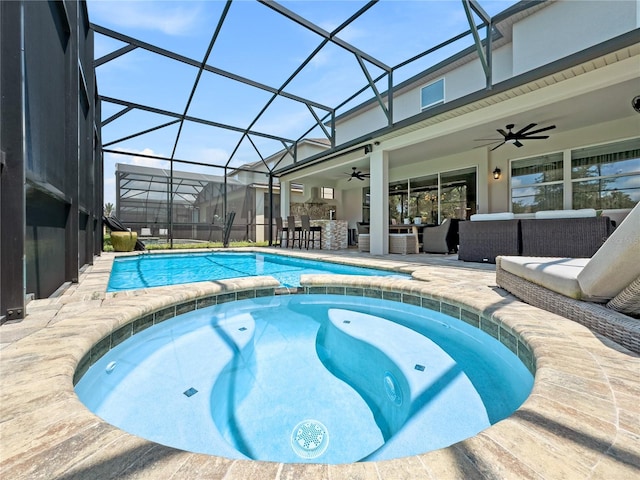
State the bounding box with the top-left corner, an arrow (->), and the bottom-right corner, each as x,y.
321,187 -> 334,200
510,139 -> 640,213
511,153 -> 564,213
420,79 -> 444,111
384,167 -> 477,225
571,138 -> 640,209
409,175 -> 438,224
388,180 -> 409,223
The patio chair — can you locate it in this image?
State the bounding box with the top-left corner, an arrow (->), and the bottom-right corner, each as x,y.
274,217 -> 287,247
300,215 -> 321,249
287,215 -> 302,249
356,222 -> 369,252
496,203 -> 640,353
421,219 -> 451,254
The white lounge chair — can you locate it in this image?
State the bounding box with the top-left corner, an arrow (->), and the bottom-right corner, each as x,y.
496,203 -> 640,353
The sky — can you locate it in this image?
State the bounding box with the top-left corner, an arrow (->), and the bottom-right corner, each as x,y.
87,0 -> 520,207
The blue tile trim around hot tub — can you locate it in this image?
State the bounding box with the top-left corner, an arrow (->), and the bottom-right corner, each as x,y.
73,284 -> 536,386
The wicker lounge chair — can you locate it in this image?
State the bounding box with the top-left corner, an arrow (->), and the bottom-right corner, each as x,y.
496,203 -> 640,353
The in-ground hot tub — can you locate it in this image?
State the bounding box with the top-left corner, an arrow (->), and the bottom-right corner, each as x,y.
75,294 -> 533,464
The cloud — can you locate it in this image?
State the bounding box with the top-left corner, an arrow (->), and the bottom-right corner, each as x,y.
190,147 -> 230,166
88,0 -> 203,36
111,147 -> 168,168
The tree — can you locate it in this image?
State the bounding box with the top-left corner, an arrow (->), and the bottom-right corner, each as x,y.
104,202 -> 114,217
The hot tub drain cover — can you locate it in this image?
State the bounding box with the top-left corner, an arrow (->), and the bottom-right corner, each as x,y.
291,420 -> 329,459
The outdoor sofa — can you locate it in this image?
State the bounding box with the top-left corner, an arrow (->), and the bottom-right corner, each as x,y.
458,213 -> 520,262
458,209 -> 617,263
496,203 -> 640,353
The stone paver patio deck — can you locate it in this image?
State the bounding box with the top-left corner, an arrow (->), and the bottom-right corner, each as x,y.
1,248 -> 638,479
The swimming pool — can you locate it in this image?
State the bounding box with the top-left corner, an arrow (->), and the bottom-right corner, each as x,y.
75,294 -> 533,464
107,252 -> 408,291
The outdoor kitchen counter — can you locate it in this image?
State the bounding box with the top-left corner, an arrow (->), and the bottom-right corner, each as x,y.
311,219 -> 348,250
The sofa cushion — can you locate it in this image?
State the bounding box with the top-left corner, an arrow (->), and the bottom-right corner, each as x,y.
470,212 -> 515,221
499,256 -> 588,299
577,203 -> 640,301
534,209 -> 596,219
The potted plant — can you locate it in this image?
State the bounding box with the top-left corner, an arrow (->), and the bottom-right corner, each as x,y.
110,230 -> 137,252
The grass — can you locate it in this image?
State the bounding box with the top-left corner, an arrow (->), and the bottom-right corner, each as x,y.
103,233 -> 269,252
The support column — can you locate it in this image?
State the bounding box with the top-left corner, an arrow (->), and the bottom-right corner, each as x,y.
280,179 -> 291,218
0,0 -> 26,322
65,0 -> 79,283
369,150 -> 389,255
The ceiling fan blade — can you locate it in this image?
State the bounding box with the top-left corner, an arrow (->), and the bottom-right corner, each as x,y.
514,140 -> 524,148
522,125 -> 556,136
522,135 -> 550,140
474,138 -> 502,141
490,141 -> 506,151
514,123 -> 537,136
496,129 -> 509,137
347,177 -> 352,181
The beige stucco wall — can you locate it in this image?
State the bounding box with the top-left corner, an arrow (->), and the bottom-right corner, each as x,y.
487,117 -> 640,214
513,0 -> 639,75
333,1 -> 638,147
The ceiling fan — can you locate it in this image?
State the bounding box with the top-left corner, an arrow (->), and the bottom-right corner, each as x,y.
345,166 -> 370,181
476,123 -> 556,150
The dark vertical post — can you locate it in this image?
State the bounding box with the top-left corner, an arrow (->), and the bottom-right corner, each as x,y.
223,167 -> 228,247
169,159 -> 174,248
115,169 -> 121,217
268,174 -> 274,246
387,70 -> 393,126
485,20 -> 493,90
0,0 -> 26,322
64,0 -> 79,283
95,76 -> 103,256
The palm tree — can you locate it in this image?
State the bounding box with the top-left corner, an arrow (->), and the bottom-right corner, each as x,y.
104,202 -> 114,217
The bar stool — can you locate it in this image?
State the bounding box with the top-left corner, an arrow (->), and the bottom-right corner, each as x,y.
301,215 -> 321,249
287,215 -> 302,248
274,217 -> 287,247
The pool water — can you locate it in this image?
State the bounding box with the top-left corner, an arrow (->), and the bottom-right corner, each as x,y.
75,295 -> 533,464
107,252 -> 408,291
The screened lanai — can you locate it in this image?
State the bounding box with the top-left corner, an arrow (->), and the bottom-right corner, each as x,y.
116,163 -> 256,244
93,0 -> 517,244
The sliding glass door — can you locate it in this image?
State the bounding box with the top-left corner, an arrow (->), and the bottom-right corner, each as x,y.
386,167 -> 476,225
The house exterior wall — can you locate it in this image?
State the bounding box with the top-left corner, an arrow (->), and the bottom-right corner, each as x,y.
334,1 -> 638,146
489,117 -> 640,214
342,188 -> 364,229
512,0 -> 639,75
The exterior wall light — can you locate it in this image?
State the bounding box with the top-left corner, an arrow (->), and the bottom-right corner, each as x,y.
493,167 -> 501,180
